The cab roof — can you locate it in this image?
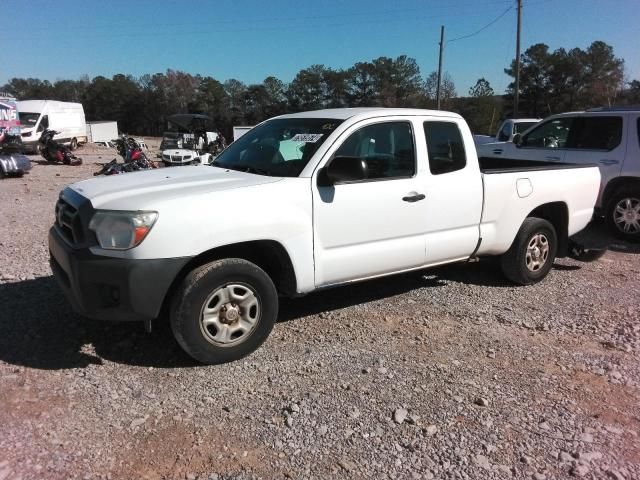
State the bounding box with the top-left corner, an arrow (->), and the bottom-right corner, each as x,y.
276,107 -> 462,121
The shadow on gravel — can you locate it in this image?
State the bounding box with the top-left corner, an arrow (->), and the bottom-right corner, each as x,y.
572,218 -> 640,254
1,222 -> 636,371
0,276 -> 194,370
552,264 -> 581,271
279,260 -> 518,322
0,265 -> 501,369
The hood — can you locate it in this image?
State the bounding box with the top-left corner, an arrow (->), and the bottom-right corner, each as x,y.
70,165 -> 282,209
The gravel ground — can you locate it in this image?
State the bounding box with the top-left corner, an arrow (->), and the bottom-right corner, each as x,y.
1,149 -> 639,480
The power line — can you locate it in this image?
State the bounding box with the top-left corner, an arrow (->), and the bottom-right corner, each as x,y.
447,5 -> 514,44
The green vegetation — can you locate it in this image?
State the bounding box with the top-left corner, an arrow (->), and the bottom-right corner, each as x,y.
3,41 -> 635,138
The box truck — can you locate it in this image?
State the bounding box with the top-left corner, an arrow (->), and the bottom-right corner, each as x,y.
18,100 -> 87,152
86,121 -> 118,143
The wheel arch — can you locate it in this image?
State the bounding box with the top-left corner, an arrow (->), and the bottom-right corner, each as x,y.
159,239 -> 298,319
601,176 -> 640,209
526,201 -> 569,257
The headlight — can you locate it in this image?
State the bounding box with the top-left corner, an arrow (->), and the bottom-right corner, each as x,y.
89,211 -> 158,250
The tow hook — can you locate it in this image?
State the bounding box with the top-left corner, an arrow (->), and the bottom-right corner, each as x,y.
568,240 -> 607,262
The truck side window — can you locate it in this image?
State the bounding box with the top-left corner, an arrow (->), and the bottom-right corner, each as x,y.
498,123 -> 511,141
334,122 -> 415,180
522,118 -> 572,148
565,116 -> 622,150
423,121 -> 466,175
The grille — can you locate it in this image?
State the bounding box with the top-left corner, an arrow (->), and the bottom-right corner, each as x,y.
55,198 -> 85,245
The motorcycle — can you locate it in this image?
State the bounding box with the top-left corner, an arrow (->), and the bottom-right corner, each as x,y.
94,134 -> 156,175
38,129 -> 82,166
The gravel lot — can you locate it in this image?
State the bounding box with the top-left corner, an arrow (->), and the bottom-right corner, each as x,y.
1,148 -> 639,480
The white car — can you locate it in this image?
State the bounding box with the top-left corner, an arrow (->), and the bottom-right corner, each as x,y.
49,108 -> 601,364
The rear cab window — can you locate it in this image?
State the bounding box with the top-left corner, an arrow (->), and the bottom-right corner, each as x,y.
423,121 -> 466,175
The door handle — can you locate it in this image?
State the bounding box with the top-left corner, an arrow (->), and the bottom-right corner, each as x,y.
545,156 -> 561,161
402,193 -> 426,203
492,149 -> 503,154
599,159 -> 619,165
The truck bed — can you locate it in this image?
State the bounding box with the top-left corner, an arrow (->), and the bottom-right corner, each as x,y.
479,157 -> 595,174
477,158 -> 601,256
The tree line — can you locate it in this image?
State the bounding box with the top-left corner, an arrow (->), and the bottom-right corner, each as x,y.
2,41 -> 638,139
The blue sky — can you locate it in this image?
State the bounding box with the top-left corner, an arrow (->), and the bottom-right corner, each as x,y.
2,0 -> 638,95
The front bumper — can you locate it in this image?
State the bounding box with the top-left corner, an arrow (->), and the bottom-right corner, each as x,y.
162,149 -> 197,166
49,226 -> 191,322
20,140 -> 38,153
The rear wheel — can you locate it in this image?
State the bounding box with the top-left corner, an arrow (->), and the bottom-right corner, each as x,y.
605,190 -> 640,242
170,258 -> 278,364
501,218 -> 558,285
69,138 -> 78,150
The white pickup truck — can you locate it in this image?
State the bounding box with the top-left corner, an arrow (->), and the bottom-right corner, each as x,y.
49,108 -> 601,364
473,118 -> 541,147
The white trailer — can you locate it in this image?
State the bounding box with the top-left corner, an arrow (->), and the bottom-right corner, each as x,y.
17,100 -> 87,152
87,121 -> 118,143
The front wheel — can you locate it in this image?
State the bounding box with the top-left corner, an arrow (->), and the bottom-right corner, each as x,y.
170,258 -> 278,364
39,145 -> 53,162
501,217 -> 558,285
605,190 -> 640,242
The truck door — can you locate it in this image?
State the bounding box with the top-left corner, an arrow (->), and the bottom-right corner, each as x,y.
562,115 -> 625,206
514,117 -> 571,162
312,119 -> 429,286
420,120 -> 484,263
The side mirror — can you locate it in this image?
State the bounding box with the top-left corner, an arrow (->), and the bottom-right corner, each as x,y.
318,156 -> 368,186
512,133 -> 523,147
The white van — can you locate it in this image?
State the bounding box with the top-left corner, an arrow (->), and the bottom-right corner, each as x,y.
18,100 -> 87,152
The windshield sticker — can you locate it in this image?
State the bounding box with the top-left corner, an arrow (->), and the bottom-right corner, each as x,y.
291,133 -> 323,143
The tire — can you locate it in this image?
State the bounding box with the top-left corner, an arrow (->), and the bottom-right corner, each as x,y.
69,138 -> 78,150
501,217 -> 558,285
170,258 -> 278,364
605,190 -> 640,242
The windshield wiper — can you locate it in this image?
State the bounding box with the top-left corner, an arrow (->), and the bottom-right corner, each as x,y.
210,161 -> 270,176
238,165 -> 271,176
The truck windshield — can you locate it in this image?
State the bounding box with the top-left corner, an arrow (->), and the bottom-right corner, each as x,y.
19,112 -> 40,127
212,118 -> 343,177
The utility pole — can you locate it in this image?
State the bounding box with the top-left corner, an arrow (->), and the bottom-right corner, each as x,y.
514,0 -> 522,117
436,25 -> 444,110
